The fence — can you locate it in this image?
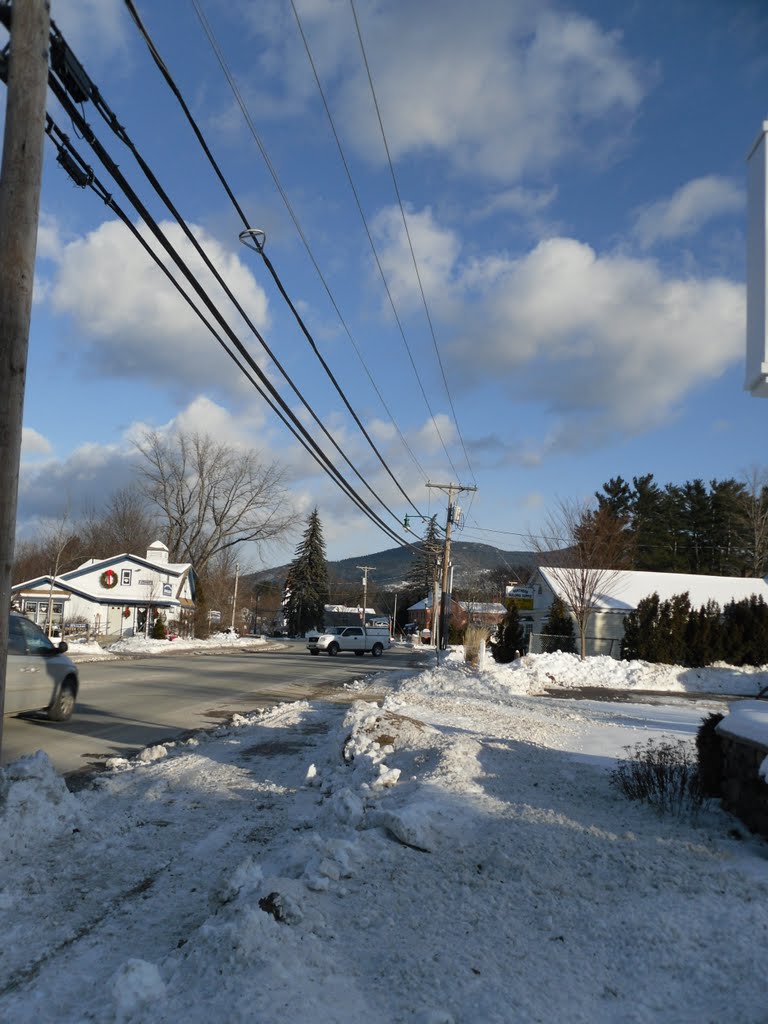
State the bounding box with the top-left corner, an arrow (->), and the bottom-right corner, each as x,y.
527,633 -> 622,659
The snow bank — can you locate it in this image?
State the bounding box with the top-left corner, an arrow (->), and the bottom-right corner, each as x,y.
107,632 -> 269,656
0,751 -> 83,855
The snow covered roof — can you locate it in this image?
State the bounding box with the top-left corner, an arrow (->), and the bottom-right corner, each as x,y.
538,567 -> 768,613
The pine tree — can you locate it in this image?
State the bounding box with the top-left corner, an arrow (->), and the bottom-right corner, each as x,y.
404,516 -> 442,602
541,595 -> 576,654
283,509 -> 329,636
492,600 -> 526,664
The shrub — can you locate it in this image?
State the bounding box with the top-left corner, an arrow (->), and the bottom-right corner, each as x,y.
610,737 -> 704,818
695,713 -> 725,797
541,596 -> 576,654
464,623 -> 490,667
151,613 -> 166,640
491,600 -> 525,664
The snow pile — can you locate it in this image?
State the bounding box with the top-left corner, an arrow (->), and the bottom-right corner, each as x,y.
509,651 -> 768,696
107,632 -> 269,656
0,750 -> 83,856
1,656 -> 767,1022
716,700 -> 768,747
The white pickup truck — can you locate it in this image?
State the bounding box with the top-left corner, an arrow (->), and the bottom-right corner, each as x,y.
306,624 -> 391,657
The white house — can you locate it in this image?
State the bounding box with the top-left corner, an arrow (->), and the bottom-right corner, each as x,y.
530,567 -> 768,657
12,541 -> 196,637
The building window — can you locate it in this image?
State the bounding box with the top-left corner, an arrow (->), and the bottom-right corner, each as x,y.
121,569 -> 132,586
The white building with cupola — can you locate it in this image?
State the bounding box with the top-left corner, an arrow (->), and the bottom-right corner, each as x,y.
11,541 -> 196,638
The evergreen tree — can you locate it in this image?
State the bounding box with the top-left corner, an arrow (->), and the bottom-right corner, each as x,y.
404,516 -> 442,602
151,611 -> 166,639
540,595 -> 576,654
632,475 -> 674,571
492,600 -> 526,664
708,479 -> 751,576
655,592 -> 691,664
622,592 -> 661,661
283,509 -> 329,636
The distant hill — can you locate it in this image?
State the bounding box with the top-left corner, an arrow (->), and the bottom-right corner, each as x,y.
250,541 -> 543,591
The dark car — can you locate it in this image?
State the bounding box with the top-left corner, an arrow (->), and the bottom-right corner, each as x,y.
4,611 -> 79,721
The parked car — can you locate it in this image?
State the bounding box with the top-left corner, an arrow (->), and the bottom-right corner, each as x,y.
4,611 -> 79,721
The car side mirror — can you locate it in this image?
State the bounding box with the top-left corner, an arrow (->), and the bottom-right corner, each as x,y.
57,641 -> 68,654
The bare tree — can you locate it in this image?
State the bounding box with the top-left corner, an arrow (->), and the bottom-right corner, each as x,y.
742,466 -> 768,578
134,430 -> 294,576
80,487 -> 159,558
531,500 -> 628,660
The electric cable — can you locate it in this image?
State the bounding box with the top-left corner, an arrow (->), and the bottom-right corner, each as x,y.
349,0 -> 476,485
286,0 -> 458,480
184,0 -> 457,483
43,75 -> 412,550
43,112 -> 411,548
46,19 -> 414,545
123,0 -> 429,511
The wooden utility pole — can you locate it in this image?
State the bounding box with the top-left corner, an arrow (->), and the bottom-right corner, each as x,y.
0,0 -> 50,756
427,481 -> 478,650
357,565 -> 374,624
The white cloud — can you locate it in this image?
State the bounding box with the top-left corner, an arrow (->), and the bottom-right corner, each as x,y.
370,206 -> 745,441
633,176 -> 743,248
457,236 -> 744,434
313,1 -> 645,181
371,205 -> 462,314
52,0 -> 129,62
47,218 -> 271,400
233,0 -> 647,183
468,187 -> 559,223
17,397 -> 278,528
21,428 -> 53,459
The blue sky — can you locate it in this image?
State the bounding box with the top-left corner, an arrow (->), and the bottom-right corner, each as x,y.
8,0 -> 768,565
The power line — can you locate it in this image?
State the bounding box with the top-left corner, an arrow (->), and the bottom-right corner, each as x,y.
44,112 -> 410,549
45,18 -> 414,547
41,63 -> 412,550
287,0 -> 459,480
184,0 -> 429,484
348,0 -> 476,486
123,0 -> 428,512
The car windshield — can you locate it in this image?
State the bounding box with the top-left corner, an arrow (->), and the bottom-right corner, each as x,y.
13,615 -> 56,654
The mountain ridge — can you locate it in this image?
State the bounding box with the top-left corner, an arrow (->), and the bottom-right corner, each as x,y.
251,540 -> 539,590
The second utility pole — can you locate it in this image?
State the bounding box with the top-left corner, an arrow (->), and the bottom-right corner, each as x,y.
427,482 -> 478,650
357,565 -> 374,624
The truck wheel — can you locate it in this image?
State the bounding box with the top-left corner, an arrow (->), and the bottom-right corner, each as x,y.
310,648 -> 320,655
328,642 -> 339,656
354,650 -> 365,657
371,643 -> 383,657
48,678 -> 77,721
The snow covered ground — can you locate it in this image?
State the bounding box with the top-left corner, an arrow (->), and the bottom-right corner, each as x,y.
1,651 -> 767,1023
65,631 -> 271,661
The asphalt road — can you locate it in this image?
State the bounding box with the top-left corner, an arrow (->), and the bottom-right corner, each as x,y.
1,641 -> 430,779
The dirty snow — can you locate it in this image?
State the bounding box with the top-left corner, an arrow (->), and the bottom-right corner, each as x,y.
0,651 -> 766,1023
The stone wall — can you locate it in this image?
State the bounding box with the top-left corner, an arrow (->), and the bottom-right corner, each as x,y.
719,734 -> 768,837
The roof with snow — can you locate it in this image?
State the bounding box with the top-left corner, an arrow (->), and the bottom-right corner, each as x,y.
538,567 -> 768,613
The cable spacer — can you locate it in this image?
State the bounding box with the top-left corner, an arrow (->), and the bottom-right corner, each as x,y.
238,228 -> 267,253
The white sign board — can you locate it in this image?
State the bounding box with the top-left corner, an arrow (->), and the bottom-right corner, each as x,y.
746,122 -> 768,396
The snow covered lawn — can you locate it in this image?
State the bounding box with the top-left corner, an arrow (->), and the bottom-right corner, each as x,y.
1,653 -> 766,1022
65,632 -> 274,661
